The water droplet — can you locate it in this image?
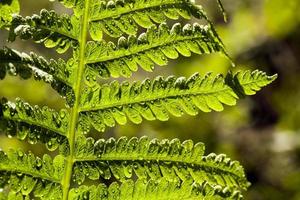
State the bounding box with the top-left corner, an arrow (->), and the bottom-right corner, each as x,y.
35,157 -> 43,169
28,136 -> 38,144
10,109 -> 16,117
59,109 -> 67,119
17,150 -> 24,158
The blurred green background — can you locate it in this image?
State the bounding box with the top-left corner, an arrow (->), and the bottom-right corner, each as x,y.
1,0 -> 300,199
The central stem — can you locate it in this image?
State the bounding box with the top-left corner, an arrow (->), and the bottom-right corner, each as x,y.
62,0 -> 91,199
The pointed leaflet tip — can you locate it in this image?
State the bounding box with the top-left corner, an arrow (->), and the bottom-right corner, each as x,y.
270,73 -> 278,82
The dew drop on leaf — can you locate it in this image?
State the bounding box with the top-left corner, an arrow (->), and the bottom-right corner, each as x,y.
35,157 -> 43,169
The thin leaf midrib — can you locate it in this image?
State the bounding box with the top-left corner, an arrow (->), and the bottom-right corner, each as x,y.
39,25 -> 79,41
0,167 -> 60,183
74,156 -> 243,182
2,114 -> 67,137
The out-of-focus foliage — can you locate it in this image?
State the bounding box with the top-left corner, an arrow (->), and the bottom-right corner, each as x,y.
0,0 -> 299,199
0,0 -> 19,28
264,0 -> 300,38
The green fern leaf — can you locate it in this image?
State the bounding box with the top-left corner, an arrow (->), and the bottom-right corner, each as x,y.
0,47 -> 75,105
0,98 -> 69,152
73,136 -> 249,191
0,47 -> 74,84
8,9 -> 80,53
0,149 -> 63,199
69,178 -> 243,200
84,22 -> 225,79
56,0 -> 208,37
87,0 -> 208,40
78,70 -> 276,133
0,0 -> 277,199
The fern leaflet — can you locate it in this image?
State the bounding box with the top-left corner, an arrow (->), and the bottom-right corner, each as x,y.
69,179 -> 244,200
78,70 -> 276,133
0,149 -> 64,199
9,10 -> 80,53
84,22 -> 226,79
74,136 -> 249,190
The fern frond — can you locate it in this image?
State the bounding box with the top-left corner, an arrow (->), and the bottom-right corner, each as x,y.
0,149 -> 63,199
84,22 -> 225,79
0,47 -> 75,105
8,9 -> 79,53
0,0 -> 275,198
87,0 -> 208,40
0,98 -> 69,151
73,136 -> 248,191
69,179 -> 243,200
78,70 -> 277,133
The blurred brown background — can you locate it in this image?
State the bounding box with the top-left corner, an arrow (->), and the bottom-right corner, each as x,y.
1,0 -> 300,199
